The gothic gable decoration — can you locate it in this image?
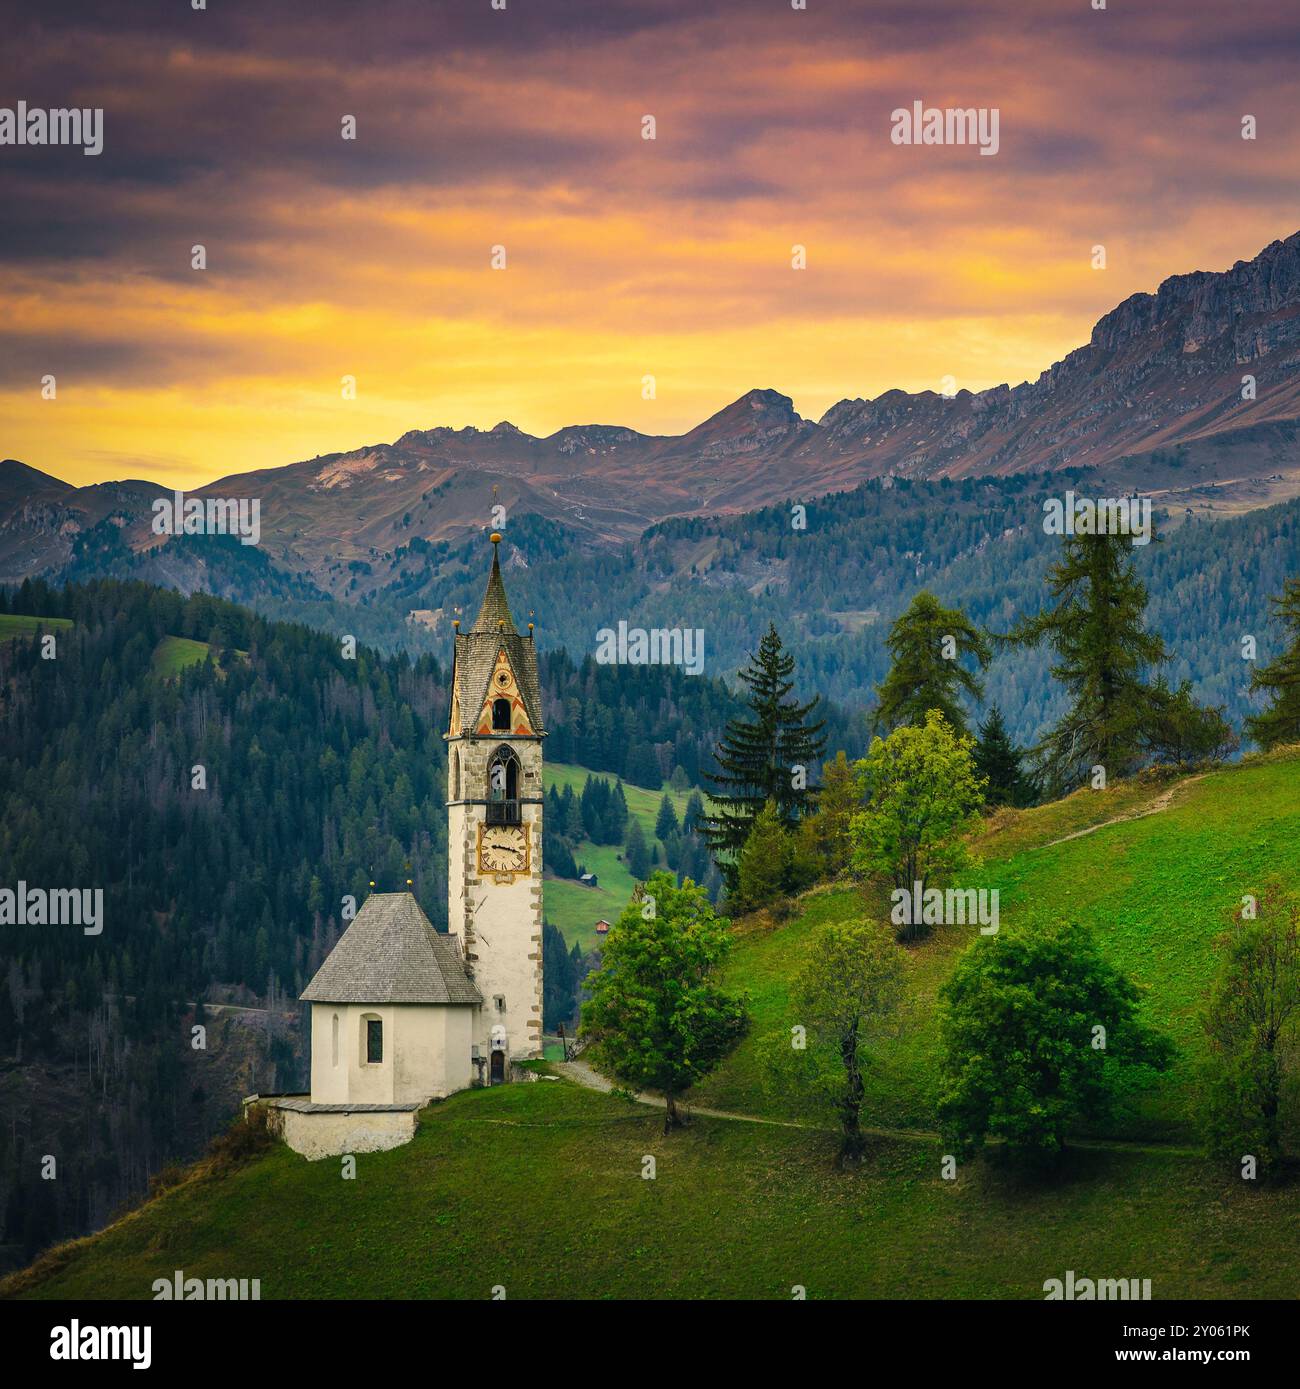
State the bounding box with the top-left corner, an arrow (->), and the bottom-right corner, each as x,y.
447,534 -> 545,738
475,648 -> 534,736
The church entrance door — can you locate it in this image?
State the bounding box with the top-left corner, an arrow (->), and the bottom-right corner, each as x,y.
490,1050 -> 505,1085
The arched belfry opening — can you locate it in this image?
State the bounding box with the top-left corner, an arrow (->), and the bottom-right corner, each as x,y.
487,744 -> 520,823
491,696 -> 511,731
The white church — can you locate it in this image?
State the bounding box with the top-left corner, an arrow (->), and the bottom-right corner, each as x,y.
259,534 -> 546,1159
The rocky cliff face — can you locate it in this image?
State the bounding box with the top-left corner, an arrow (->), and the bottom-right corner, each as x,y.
814,231 -> 1300,479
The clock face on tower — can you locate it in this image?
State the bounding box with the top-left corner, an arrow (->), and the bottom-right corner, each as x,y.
478,824 -> 530,879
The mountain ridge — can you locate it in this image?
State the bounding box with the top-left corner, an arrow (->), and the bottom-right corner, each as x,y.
5,230 -> 1300,593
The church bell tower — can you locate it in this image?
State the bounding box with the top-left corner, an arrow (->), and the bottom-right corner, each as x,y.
446,533 -> 545,1076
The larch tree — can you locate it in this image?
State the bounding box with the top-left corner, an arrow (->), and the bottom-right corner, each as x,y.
874,590 -> 991,736
1002,528 -> 1227,794
1245,577 -> 1300,750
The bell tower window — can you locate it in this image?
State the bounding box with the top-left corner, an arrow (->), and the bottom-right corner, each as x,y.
487,746 -> 520,824
492,697 -> 511,731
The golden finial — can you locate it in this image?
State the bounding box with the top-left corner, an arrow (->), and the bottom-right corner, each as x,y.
490,530 -> 502,544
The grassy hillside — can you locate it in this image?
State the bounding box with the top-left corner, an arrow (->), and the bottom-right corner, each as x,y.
7,753 -> 1299,1302
8,1079 -> 1298,1301
688,751 -> 1300,1145
542,761 -> 706,951
4,621 -> 231,681
0,613 -> 73,640
151,634 -> 211,676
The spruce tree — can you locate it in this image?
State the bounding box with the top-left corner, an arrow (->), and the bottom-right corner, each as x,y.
874,591 -> 991,735
1245,577 -> 1300,750
973,705 -> 1034,807
562,786 -> 584,841
608,780 -> 629,841
625,818 -> 651,879
698,624 -> 826,885
655,793 -> 680,840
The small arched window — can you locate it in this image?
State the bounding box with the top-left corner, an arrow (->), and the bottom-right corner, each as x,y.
451,748 -> 460,800
492,697 -> 512,731
331,1013 -> 339,1067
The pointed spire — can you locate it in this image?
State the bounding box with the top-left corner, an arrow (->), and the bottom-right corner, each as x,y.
470,532 -> 515,634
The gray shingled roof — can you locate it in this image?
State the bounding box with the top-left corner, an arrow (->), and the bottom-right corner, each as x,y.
449,540 -> 546,737
470,545 -> 516,635
301,893 -> 482,1005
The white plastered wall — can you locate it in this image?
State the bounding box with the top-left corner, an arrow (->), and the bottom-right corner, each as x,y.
310,1002 -> 476,1105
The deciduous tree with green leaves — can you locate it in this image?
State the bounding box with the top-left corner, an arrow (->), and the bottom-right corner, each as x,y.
580,870 -> 748,1130
1200,893 -> 1300,1178
850,710 -> 986,940
874,590 -> 991,736
759,920 -> 906,1164
937,920 -> 1175,1167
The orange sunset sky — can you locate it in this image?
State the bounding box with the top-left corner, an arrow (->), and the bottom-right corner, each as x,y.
2,0 -> 1299,489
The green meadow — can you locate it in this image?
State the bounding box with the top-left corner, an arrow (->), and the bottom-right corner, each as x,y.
7,753 -> 1299,1302
688,752 -> 1300,1145
542,760 -> 706,951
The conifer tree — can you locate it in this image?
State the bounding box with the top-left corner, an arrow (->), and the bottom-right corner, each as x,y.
1245,577 -> 1300,750
609,780 -> 629,841
1003,529 -> 1204,792
625,818 -> 651,879
874,591 -> 991,735
698,624 -> 826,886
803,750 -> 861,876
562,786 -> 584,841
655,793 -> 679,840
973,705 -> 1035,807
